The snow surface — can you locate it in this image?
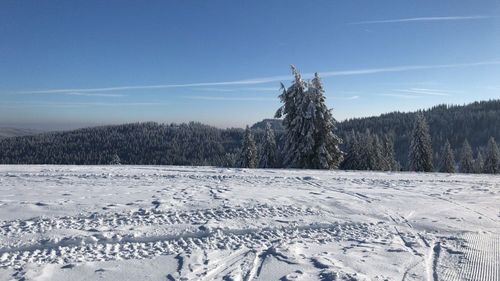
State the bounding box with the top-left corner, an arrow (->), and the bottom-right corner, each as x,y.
0,165 -> 498,281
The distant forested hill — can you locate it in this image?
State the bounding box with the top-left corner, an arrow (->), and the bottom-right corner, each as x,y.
0,127 -> 43,139
0,100 -> 498,168
0,122 -> 243,166
337,100 -> 500,167
251,119 -> 285,132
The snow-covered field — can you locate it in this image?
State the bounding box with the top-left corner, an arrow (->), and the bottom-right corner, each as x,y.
0,165 -> 498,281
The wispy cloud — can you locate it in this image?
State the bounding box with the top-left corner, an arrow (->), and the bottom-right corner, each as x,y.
64,92 -> 126,97
378,93 -> 421,99
376,81 -> 441,87
0,102 -> 167,108
240,87 -> 280,92
319,60 -> 500,77
184,96 -> 275,101
197,88 -> 238,92
18,59 -> 500,95
349,15 -> 492,25
395,88 -> 454,96
21,79 -> 290,94
197,87 -> 278,93
332,95 -> 360,100
379,88 -> 455,99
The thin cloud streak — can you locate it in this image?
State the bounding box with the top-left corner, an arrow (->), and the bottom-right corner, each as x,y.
350,15 -> 492,25
332,95 -> 360,100
395,88 -> 453,96
197,87 -> 279,92
64,92 -> 126,97
185,96 -> 276,101
20,60 -> 500,94
345,95 -> 360,100
319,60 -> 500,77
22,79 -> 290,94
378,93 -> 421,99
0,102 -> 168,108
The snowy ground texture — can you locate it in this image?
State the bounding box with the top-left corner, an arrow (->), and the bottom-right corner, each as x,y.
0,165 -> 498,281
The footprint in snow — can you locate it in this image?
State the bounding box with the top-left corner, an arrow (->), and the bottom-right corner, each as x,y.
61,264 -> 76,269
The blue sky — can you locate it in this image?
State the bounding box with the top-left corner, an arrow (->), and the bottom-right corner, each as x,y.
1,0 -> 499,129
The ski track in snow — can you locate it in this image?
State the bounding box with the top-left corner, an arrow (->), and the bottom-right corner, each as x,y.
0,204 -> 319,236
0,222 -> 390,269
0,165 -> 499,280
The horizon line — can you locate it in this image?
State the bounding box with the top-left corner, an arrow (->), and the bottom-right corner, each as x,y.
2,98 -> 499,131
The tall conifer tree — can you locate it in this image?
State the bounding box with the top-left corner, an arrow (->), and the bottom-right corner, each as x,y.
275,66 -> 342,169
474,151 -> 484,174
459,139 -> 474,173
440,140 -> 455,173
239,126 -> 257,168
259,122 -> 277,168
483,137 -> 499,174
409,113 -> 433,172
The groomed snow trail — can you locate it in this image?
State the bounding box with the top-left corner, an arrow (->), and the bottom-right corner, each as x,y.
0,165 -> 498,281
458,233 -> 499,281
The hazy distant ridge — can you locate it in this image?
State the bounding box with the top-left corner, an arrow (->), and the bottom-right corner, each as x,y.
0,128 -> 43,139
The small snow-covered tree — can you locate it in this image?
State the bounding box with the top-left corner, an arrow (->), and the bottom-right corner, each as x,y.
371,134 -> 385,170
275,66 -> 343,169
239,126 -> 257,168
383,134 -> 399,171
341,131 -> 398,171
439,140 -> 455,173
259,122 -> 277,168
474,151 -> 484,174
409,113 -> 433,172
341,131 -> 362,170
483,137 -> 499,174
459,139 -> 474,173
357,130 -> 374,170
223,153 -> 238,167
110,153 -> 121,165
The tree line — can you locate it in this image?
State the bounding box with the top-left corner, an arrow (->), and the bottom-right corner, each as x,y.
0,67 -> 499,174
404,113 -> 499,174
337,100 -> 500,169
0,122 -> 243,166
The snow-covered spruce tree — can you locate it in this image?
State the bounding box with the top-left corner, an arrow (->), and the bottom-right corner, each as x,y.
223,153 -> 237,168
307,72 -> 343,169
340,131 -> 362,170
259,122 -> 277,168
355,130 -> 373,170
474,151 -> 484,174
341,130 -> 399,171
408,113 -> 433,172
239,126 -> 258,168
275,66 -> 343,169
459,139 -> 474,173
371,134 -> 385,170
381,134 -> 399,171
110,153 -> 121,165
439,140 -> 455,173
483,137 -> 499,174
275,65 -> 306,168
